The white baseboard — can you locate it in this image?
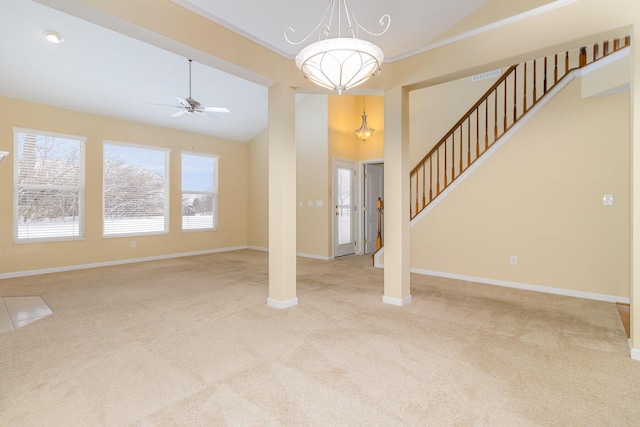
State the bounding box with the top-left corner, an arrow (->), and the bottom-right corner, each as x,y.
267,297 -> 299,309
248,246 -> 268,252
383,295 -> 412,306
411,268 -> 630,304
630,340 -> 640,362
0,246 -> 249,280
297,252 -> 332,261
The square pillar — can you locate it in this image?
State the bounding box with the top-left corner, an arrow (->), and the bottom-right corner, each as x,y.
267,84 -> 298,309
631,27 -> 640,360
383,86 -> 411,306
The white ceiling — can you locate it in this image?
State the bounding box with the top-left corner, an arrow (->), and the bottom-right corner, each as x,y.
0,0 -> 491,143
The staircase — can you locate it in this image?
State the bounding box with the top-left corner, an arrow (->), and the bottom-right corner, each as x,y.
410,36 -> 631,220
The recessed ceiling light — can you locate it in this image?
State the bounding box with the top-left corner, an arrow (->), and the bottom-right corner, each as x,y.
43,30 -> 64,44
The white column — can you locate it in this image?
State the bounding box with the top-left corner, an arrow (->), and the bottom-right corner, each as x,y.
383,86 -> 411,306
267,83 -> 298,309
631,27 -> 640,360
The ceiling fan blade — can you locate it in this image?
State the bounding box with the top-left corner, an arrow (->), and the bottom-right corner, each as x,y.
176,97 -> 190,108
171,110 -> 187,118
203,106 -> 230,113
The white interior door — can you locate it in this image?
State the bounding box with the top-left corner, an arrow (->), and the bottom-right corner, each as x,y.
333,159 -> 356,258
364,163 -> 384,254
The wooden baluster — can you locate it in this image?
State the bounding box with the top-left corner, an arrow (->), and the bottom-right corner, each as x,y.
603,41 -> 609,57
579,47 -> 587,68
429,157 -> 433,202
451,133 -> 455,180
523,61 -> 528,113
565,51 -> 569,75
415,171 -> 418,215
554,54 -> 558,84
533,59 -> 537,103
436,149 -> 440,195
422,160 -> 426,209
614,38 -> 620,51
494,89 -> 498,141
594,43 -> 599,61
459,127 -> 463,173
485,99 -> 489,150
443,139 -> 448,187
474,108 -> 479,160
543,57 -> 548,94
503,79 -> 507,132
467,118 -> 471,166
513,68 -> 517,122
625,36 -> 631,47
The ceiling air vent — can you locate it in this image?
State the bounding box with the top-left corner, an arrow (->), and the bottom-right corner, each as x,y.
472,69 -> 502,82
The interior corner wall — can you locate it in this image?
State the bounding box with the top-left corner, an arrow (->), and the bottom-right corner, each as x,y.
248,127 -> 269,249
0,97 -> 249,276
410,79 -> 630,298
296,95 -> 330,258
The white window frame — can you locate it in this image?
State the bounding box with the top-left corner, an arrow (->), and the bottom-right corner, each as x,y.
181,152 -> 219,232
102,140 -> 171,238
13,127 -> 86,243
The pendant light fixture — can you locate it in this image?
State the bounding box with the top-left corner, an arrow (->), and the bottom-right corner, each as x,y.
285,0 -> 390,94
354,97 -> 374,142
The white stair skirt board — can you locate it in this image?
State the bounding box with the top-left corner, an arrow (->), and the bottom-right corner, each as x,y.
382,295 -> 412,306
267,297 -> 299,309
630,340 -> 640,362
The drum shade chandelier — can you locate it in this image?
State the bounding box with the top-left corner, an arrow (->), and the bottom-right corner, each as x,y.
284,0 -> 390,94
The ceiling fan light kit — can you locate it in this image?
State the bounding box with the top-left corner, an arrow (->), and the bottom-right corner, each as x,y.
285,0 -> 390,94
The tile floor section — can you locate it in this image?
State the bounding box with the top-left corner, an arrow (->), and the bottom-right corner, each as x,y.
0,296 -> 53,333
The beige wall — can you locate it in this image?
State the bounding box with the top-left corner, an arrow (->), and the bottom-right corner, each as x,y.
410,79 -> 630,297
296,95 -> 330,257
247,128 -> 269,249
0,97 -> 248,275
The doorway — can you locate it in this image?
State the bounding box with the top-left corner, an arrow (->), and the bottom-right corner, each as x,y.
333,159 -> 357,257
363,163 -> 384,254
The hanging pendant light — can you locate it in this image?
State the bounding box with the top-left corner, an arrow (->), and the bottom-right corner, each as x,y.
285,0 -> 390,94
354,97 -> 374,142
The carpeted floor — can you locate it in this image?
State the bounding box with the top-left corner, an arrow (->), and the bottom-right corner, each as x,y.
0,249 -> 638,426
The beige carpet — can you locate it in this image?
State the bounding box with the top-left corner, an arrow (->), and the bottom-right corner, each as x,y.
0,250 -> 638,426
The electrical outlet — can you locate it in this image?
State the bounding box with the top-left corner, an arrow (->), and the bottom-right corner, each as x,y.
510,255 -> 517,265
131,240 -> 136,248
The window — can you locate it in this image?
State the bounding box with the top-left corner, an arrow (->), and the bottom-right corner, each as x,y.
13,128 -> 85,242
103,142 -> 170,236
182,152 -> 218,231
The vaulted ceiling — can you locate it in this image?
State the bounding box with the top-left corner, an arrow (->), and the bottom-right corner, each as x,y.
0,0 -> 557,142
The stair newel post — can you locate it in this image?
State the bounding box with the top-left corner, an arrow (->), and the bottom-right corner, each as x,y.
579,47 -> 587,68
523,61 -> 528,113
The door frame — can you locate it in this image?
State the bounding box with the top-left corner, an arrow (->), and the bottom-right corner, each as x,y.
359,158 -> 384,255
332,158 -> 357,258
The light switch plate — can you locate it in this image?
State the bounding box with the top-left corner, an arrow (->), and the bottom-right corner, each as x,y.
603,194 -> 614,206
316,200 -> 323,207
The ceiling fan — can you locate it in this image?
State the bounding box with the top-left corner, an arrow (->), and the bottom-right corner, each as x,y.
153,59 -> 230,118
